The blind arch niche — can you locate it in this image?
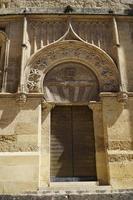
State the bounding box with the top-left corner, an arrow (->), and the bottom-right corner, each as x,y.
43,62 -> 99,103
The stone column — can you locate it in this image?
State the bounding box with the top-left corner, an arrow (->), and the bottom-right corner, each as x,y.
2,37 -> 10,92
19,16 -> 28,92
39,101 -> 55,189
89,102 -> 109,185
113,17 -> 127,92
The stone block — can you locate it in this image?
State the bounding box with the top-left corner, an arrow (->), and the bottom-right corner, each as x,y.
109,162 -> 133,179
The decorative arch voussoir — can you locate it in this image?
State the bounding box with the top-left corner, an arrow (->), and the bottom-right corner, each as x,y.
24,40 -> 120,94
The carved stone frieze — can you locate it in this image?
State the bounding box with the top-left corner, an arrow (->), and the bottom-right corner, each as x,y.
25,40 -> 119,94
0,135 -> 38,152
0,0 -> 131,9
108,141 -> 133,150
108,153 -> 133,162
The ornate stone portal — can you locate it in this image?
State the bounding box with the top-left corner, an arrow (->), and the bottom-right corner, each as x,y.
25,39 -> 119,95
0,1 -> 133,195
24,25 -> 119,188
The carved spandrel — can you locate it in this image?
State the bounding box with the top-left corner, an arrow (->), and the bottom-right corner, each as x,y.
27,68 -> 41,92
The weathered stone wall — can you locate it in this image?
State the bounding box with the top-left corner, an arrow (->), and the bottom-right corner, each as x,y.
6,20 -> 22,93
0,98 -> 40,193
0,98 -> 40,152
102,95 -> 133,189
0,154 -> 39,194
117,20 -> 133,92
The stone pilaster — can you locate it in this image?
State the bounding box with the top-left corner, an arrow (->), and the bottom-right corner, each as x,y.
39,101 -> 55,188
89,102 -> 109,185
19,16 -> 28,93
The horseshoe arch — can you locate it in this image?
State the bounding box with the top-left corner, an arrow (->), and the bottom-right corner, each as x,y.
24,28 -> 120,103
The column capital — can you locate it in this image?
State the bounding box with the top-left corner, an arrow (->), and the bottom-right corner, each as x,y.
88,101 -> 102,111
41,99 -> 55,110
117,91 -> 128,105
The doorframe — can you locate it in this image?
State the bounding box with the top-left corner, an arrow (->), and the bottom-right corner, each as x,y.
39,101 -> 109,189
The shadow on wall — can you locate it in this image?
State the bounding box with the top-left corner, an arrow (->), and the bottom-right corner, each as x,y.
129,101 -> 133,150
0,100 -> 39,129
103,100 -> 123,151
0,105 -> 20,129
105,102 -> 123,128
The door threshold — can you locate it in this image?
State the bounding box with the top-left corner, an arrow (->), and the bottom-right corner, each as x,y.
39,183 -> 112,193
48,181 -> 99,190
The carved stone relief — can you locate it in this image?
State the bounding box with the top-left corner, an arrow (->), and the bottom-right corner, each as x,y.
0,135 -> 38,152
0,0 -> 131,9
27,68 -> 41,92
25,40 -> 119,96
108,153 -> 133,162
27,19 -> 116,63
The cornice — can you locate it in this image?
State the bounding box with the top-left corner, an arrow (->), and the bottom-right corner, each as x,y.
0,8 -> 133,16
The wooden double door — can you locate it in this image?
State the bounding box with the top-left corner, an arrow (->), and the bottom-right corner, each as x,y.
50,106 -> 97,182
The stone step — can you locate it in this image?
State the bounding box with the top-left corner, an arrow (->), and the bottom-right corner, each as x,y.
1,191 -> 133,200
38,183 -> 112,194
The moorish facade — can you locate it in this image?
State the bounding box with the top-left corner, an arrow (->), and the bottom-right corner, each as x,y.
0,0 -> 133,194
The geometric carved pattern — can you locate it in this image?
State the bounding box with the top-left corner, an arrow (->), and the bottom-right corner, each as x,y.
25,40 -> 119,100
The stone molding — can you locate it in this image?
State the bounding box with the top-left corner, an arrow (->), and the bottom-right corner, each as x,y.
100,91 -> 129,105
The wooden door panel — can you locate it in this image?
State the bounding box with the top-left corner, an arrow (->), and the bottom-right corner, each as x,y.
50,106 -> 97,181
72,106 -> 97,178
51,106 -> 73,179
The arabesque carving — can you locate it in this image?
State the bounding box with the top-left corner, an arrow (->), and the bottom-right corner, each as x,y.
27,68 -> 41,92
25,40 -> 119,94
